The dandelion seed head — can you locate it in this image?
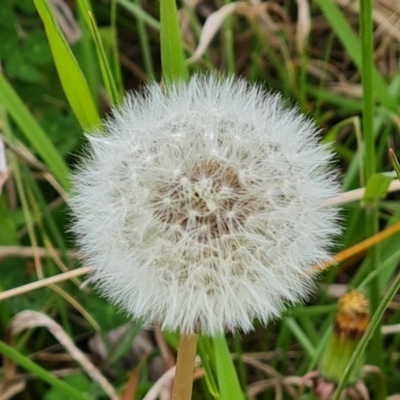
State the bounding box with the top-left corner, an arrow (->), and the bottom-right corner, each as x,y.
71,75 -> 340,335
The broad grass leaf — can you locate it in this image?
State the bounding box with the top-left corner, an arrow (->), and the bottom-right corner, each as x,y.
33,0 -> 100,130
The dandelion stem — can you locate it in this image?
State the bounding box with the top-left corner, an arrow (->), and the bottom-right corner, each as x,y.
172,333 -> 198,400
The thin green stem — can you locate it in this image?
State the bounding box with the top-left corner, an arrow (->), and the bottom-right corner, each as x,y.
298,47 -> 309,112
134,0 -> 154,78
223,0 -> 235,74
117,0 -> 160,30
110,0 -> 124,97
360,0 -> 385,397
361,0 -> 375,181
233,335 -> 247,396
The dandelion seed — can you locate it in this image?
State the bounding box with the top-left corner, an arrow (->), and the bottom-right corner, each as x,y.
71,75 -> 340,336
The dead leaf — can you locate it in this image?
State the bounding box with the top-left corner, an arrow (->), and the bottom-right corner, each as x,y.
187,2 -> 270,63
295,0 -> 311,53
49,0 -> 81,44
0,380 -> 26,400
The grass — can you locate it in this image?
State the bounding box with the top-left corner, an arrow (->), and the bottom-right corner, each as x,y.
1,0 -> 400,399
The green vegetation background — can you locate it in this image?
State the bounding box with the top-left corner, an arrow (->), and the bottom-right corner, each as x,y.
1,0 -> 400,399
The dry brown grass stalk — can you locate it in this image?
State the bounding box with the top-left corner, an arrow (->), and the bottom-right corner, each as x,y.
10,311 -> 118,399
0,267 -> 91,301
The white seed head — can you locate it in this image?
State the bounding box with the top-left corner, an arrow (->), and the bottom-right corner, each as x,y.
71,75 -> 340,336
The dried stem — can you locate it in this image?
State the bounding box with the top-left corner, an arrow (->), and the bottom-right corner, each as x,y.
172,333 -> 198,400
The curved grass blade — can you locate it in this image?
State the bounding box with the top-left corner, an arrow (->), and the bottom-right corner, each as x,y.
0,75 -> 70,190
33,0 -> 100,130
284,317 -> 317,358
357,248 -> 400,291
0,340 -> 88,400
197,337 -> 219,398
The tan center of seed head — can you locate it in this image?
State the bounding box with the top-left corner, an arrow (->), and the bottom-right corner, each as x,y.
153,160 -> 249,242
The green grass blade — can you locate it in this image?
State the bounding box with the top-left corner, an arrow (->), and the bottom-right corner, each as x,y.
359,0 -> 385,392
357,248 -> 400,291
389,149 -> 400,179
134,0 -> 155,78
74,0 -> 98,100
284,317 -> 316,358
213,336 -> 245,400
197,337 -> 219,398
75,0 -> 124,104
33,0 -> 101,130
362,172 -> 395,207
74,6 -> 98,103
233,335 -> 247,394
222,0 -> 235,74
160,0 -> 188,82
117,0 -> 160,31
0,75 -> 70,189
110,0 -> 124,93
87,11 -> 122,106
0,340 -> 88,400
75,0 -> 94,28
316,0 -> 398,112
332,268 -> 400,400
